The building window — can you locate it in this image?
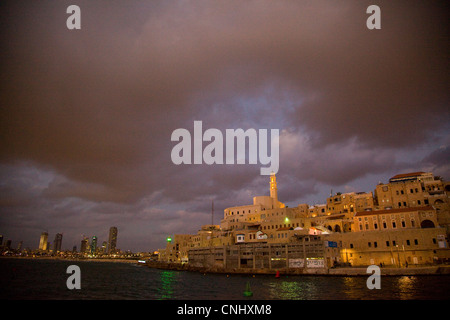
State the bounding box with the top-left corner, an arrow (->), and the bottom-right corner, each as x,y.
368,242 -> 372,247
350,243 -> 354,248
401,220 -> 406,228
411,220 -> 415,227
386,241 -> 390,247
374,223 -> 378,230
406,240 -> 410,246
393,240 -> 396,246
374,242 -> 378,248
392,221 -> 396,228
414,239 -> 418,245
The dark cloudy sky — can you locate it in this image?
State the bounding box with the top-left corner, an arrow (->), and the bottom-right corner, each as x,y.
0,1 -> 448,252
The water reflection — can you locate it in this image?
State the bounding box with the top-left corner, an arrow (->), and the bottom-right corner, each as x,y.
157,270 -> 177,299
396,276 -> 416,300
266,278 -> 318,299
342,277 -> 363,299
2,258 -> 448,299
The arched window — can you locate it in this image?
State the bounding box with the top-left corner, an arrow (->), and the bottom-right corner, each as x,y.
420,220 -> 435,228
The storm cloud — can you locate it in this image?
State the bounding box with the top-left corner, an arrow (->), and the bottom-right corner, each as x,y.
0,1 -> 448,251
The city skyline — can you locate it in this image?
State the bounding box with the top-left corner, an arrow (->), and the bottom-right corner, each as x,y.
0,1 -> 449,252
1,226 -> 119,254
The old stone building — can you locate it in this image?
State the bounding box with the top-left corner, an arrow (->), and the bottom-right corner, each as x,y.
158,172 -> 450,269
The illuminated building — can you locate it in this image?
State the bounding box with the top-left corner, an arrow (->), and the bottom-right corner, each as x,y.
159,172 -> 450,269
39,232 -> 48,251
91,236 -> 97,254
108,226 -> 118,254
374,172 -> 450,228
80,236 -> 89,254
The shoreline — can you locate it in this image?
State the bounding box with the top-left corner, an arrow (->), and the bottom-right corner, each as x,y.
144,261 -> 450,276
3,256 -> 450,276
0,256 -> 139,264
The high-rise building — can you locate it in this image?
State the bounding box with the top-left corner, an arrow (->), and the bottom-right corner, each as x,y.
101,241 -> 108,254
91,236 -> 97,254
39,232 -> 48,251
80,236 -> 89,254
108,227 -> 118,254
53,233 -> 63,253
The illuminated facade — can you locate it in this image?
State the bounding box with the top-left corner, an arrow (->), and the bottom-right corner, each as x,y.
38,232 -> 48,251
159,172 -> 450,268
374,172 -> 450,228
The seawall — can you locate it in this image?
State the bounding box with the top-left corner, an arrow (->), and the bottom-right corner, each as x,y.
144,261 -> 450,276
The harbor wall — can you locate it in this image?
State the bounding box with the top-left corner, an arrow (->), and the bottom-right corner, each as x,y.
144,260 -> 450,276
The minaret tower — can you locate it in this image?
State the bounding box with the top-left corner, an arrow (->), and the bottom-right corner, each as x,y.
270,173 -> 278,203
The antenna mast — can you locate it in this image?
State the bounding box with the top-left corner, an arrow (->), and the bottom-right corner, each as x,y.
211,200 -> 214,225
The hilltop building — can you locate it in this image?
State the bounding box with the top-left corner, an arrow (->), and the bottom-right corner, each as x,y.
374,172 -> 450,228
158,172 -> 450,269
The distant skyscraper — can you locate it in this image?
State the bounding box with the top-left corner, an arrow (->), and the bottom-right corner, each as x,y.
53,233 -> 63,253
108,227 -> 118,254
91,236 -> 97,254
101,241 -> 108,254
80,236 -> 89,254
39,232 -> 48,251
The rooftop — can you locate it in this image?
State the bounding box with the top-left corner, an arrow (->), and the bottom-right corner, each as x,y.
388,172 -> 430,183
355,206 -> 434,217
